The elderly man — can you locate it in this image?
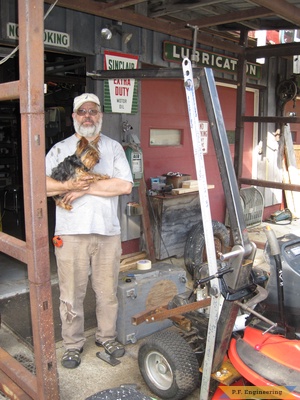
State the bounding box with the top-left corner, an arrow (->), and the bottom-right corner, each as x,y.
46,93 -> 133,368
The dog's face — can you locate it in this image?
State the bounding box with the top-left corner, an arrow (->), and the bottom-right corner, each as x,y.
76,135 -> 100,170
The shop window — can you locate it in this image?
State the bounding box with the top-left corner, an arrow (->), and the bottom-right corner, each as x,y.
149,128 -> 182,146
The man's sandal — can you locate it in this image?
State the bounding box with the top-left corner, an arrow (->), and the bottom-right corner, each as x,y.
61,348 -> 83,369
95,339 -> 125,358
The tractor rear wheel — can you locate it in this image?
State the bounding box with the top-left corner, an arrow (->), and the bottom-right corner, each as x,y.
184,220 -> 230,278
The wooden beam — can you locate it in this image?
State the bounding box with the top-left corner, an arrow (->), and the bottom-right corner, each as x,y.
18,1 -> 60,398
242,115 -> 300,124
0,349 -> 37,400
245,42 -> 300,60
0,232 -> 28,264
97,0 -> 145,11
172,7 -> 274,31
249,0 -> 300,26
0,81 -> 20,101
0,370 -> 32,400
148,0 -> 223,18
138,178 -> 156,263
284,124 -> 300,217
234,31 -> 248,179
239,177 -> 300,192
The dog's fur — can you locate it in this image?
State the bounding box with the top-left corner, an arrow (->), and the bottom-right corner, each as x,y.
51,136 -> 109,210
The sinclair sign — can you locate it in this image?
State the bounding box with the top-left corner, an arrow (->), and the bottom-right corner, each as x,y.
103,51 -> 139,114
163,41 -> 261,79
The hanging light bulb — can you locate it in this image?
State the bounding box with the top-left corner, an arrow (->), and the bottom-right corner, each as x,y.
101,28 -> 112,40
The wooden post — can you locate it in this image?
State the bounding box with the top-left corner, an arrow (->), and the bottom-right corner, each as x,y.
284,124 -> 300,217
138,178 -> 156,262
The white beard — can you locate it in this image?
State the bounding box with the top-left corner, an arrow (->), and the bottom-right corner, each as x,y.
73,118 -> 102,138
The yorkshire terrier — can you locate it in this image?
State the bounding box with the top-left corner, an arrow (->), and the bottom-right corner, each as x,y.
51,136 -> 109,210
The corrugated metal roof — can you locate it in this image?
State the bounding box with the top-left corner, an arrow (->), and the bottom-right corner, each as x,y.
44,0 -> 300,54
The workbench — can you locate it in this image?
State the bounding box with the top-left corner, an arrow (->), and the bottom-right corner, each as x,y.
148,192 -> 202,260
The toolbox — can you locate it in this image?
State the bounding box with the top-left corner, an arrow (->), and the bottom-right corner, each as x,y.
116,262 -> 187,345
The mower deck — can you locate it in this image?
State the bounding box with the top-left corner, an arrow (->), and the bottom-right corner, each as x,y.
229,326 -> 300,395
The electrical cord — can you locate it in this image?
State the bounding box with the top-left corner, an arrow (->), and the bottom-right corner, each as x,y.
0,0 -> 59,66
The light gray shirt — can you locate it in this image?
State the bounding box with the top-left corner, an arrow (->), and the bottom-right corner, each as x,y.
46,134 -> 133,236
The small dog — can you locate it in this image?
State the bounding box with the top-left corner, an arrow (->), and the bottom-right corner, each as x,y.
51,136 -> 109,210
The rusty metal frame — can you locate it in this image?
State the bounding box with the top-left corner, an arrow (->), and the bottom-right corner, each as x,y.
0,1 -> 60,398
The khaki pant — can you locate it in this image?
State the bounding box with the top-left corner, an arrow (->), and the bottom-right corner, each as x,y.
55,234 -> 122,350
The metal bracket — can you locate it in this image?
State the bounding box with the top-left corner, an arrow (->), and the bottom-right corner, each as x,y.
126,333 -> 137,344
126,288 -> 137,299
96,351 -> 121,366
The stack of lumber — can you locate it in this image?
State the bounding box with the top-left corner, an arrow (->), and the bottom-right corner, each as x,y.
171,180 -> 214,195
182,180 -> 199,189
120,251 -> 148,272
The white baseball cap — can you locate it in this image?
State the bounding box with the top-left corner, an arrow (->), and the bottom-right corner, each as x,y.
73,93 -> 101,111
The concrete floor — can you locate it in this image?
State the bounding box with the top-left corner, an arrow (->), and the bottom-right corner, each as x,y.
0,323 -> 170,400
1,216 -> 300,399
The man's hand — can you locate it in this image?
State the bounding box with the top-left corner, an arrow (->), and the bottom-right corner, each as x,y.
66,176 -> 94,191
46,175 -> 94,197
61,190 -> 85,207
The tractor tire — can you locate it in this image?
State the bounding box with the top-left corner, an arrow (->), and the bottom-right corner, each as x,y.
184,220 -> 230,278
85,386 -> 153,400
138,330 -> 200,400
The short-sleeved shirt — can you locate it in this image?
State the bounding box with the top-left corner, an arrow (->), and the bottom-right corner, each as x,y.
45,133 -> 133,236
